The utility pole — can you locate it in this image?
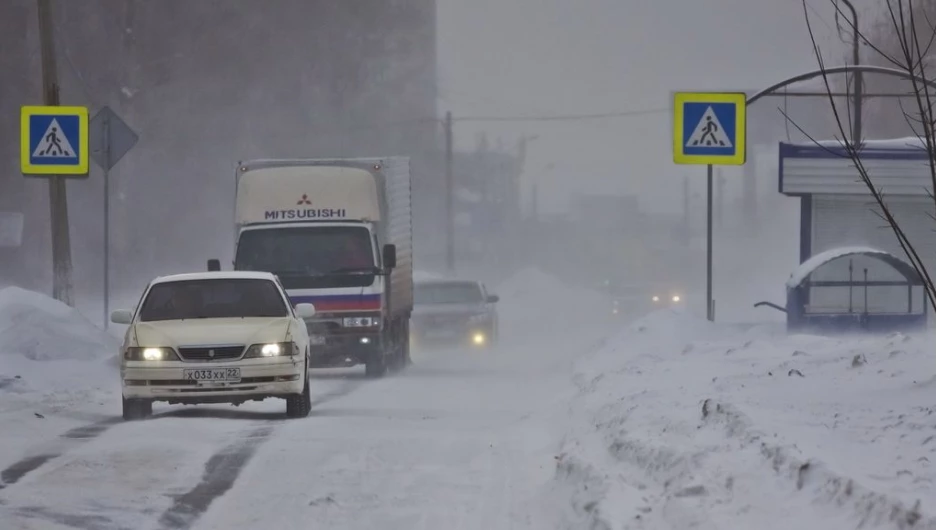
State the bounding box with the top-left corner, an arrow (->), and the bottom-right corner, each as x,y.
37,0 -> 75,306
444,111 -> 455,273
839,0 -> 862,141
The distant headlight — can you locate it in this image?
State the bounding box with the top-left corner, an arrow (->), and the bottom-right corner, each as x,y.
244,342 -> 298,358
651,295 -> 660,302
125,347 -> 179,361
672,295 -> 681,303
343,316 -> 379,327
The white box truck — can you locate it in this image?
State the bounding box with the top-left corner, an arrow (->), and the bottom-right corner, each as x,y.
208,157 -> 413,377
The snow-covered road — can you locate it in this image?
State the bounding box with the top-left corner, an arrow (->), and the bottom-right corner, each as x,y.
0,271 -> 616,530
3,272 -> 935,529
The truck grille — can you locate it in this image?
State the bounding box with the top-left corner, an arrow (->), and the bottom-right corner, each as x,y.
177,346 -> 244,361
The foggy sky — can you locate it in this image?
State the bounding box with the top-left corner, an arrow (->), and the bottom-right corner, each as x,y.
438,0 -> 855,215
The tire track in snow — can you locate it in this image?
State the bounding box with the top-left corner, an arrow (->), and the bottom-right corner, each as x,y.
0,417 -> 121,490
157,425 -> 276,529
156,378 -> 366,529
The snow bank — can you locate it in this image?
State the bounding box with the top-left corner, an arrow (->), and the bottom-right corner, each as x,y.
0,287 -> 117,362
552,310 -> 936,529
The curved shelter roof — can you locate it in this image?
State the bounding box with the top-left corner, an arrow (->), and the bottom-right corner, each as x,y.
786,246 -> 923,289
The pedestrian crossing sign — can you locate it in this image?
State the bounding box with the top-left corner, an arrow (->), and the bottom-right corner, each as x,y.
21,105 -> 90,176
673,92 -> 746,165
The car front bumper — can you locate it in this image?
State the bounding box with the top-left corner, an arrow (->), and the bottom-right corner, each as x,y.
121,357 -> 305,403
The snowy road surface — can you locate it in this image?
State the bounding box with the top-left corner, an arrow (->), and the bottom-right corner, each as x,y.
2,273 -> 935,529
0,271 -> 615,530
0,332 -> 608,530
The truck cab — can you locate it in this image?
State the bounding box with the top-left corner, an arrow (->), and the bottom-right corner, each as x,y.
211,158 -> 413,378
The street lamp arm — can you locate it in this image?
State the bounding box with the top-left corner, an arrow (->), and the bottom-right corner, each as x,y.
746,64 -> 936,106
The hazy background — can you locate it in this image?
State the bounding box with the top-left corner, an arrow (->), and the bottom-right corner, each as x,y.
5,0 -> 914,325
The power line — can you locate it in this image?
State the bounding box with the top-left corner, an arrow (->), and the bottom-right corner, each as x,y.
451,108 -> 670,122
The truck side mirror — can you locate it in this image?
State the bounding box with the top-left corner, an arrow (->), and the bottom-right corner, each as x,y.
207,259 -> 221,271
486,294 -> 499,303
383,244 -> 397,270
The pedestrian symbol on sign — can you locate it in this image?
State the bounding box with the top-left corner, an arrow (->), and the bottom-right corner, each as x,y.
685,106 -> 733,149
32,118 -> 76,158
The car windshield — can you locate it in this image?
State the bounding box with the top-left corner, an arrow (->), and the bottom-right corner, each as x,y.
137,278 -> 289,322
414,282 -> 484,304
234,226 -> 376,289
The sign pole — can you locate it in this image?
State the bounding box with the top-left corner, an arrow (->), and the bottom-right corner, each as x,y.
706,163 -> 714,322
672,91 -> 746,323
102,113 -> 111,329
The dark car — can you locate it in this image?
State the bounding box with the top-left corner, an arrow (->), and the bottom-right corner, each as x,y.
411,280 -> 500,348
604,279 -> 686,318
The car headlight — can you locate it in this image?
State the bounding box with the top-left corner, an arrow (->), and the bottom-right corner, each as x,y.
343,316 -> 379,327
244,342 -> 298,358
124,347 -> 179,361
651,295 -> 660,302
672,295 -> 681,303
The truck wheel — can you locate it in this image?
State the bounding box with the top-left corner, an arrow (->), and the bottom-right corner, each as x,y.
286,358 -> 312,418
365,355 -> 387,378
122,397 -> 152,421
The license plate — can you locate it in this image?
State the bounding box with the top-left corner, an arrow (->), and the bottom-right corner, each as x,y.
310,335 -> 326,345
183,368 -> 241,383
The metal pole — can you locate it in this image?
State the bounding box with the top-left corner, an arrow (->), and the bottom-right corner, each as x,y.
444,111 -> 455,273
37,0 -> 74,306
706,164 -> 714,321
839,0 -> 861,141
103,113 -> 111,328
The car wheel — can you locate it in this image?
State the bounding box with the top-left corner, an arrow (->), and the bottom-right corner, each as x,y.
285,358 -> 311,419
122,397 -> 152,421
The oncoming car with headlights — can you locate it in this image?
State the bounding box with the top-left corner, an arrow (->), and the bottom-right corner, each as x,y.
411,280 -> 499,349
606,280 -> 686,317
110,271 -> 317,421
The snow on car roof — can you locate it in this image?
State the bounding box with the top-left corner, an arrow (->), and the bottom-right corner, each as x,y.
151,271 -> 278,285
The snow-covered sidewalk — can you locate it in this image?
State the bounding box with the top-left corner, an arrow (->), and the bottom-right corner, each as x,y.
551,309 -> 936,530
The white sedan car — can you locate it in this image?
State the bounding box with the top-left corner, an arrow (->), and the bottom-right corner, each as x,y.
111,271 -> 317,421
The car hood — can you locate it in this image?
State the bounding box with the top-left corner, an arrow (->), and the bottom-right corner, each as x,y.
131,317 -> 293,348
412,303 -> 487,317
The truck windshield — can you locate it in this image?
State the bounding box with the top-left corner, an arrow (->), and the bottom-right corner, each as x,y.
414,282 -> 484,305
234,226 -> 376,289
138,278 -> 288,322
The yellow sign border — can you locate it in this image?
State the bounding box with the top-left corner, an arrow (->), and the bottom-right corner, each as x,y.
673,92 -> 746,165
20,105 -> 90,176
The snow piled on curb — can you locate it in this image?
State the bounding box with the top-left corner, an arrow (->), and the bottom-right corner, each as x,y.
550,308 -> 936,529
0,286 -> 117,362
0,287 -> 118,413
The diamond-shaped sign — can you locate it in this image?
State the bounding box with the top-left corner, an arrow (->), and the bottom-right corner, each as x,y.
89,106 -> 139,171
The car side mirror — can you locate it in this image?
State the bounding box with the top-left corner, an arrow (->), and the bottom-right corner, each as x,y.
294,303 -> 316,319
486,294 -> 499,303
207,259 -> 221,271
110,309 -> 133,325
382,244 -> 397,270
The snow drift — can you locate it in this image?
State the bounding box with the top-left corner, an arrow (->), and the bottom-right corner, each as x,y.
0,287 -> 117,362
550,309 -> 936,529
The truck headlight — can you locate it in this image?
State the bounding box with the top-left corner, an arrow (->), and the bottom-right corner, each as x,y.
471,332 -> 486,345
343,316 -> 379,327
672,295 -> 681,303
124,347 -> 179,361
244,342 -> 298,358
